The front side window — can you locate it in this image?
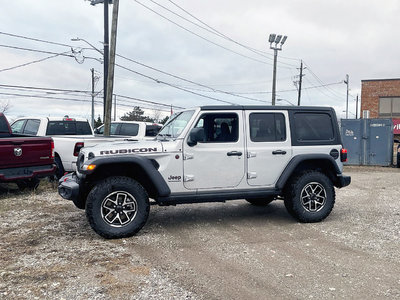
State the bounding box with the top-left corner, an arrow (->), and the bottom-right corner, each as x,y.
158,110 -> 195,138
145,125 -> 162,137
96,123 -> 119,135
294,113 -> 334,141
11,120 -> 26,134
250,113 -> 286,142
194,113 -> 239,143
23,119 -> 40,135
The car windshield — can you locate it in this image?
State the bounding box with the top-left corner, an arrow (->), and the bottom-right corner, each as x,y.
158,110 -> 195,138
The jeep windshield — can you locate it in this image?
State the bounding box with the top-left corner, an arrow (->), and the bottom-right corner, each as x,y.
157,110 -> 195,139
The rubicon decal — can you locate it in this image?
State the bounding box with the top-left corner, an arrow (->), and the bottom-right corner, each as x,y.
100,148 -> 158,155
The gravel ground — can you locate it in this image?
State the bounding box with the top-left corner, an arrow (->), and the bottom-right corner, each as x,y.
0,166 -> 399,299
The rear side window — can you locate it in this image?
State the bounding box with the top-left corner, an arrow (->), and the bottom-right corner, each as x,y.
0,116 -> 10,133
76,122 -> 92,135
46,121 -> 92,135
294,113 -> 334,141
24,119 -> 40,135
120,123 -> 139,136
145,125 -> 161,137
249,113 -> 286,142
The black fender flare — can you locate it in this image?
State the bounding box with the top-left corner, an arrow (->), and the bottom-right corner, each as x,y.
276,154 -> 341,190
81,155 -> 171,197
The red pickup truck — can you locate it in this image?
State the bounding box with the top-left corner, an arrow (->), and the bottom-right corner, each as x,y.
0,113 -> 56,189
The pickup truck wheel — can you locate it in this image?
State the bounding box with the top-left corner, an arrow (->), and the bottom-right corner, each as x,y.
16,178 -> 40,190
55,157 -> 65,179
284,171 -> 335,223
86,176 -> 150,239
246,197 -> 274,206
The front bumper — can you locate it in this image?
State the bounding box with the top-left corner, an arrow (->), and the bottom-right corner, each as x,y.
337,174 -> 351,188
58,173 -> 80,201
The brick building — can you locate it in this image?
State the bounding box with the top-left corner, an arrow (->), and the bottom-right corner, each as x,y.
361,78 -> 400,135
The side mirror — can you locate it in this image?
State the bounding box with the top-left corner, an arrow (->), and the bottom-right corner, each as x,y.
187,128 -> 205,147
94,128 -> 99,134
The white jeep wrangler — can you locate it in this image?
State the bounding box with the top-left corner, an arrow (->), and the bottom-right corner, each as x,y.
59,105 -> 350,239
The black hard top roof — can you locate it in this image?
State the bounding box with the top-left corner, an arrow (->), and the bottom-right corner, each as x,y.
199,105 -> 334,112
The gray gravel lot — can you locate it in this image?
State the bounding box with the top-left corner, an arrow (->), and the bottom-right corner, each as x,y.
0,166 -> 399,299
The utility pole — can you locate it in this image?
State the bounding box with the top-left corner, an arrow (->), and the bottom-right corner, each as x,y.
297,60 -> 304,106
91,68 -> 95,129
356,94 -> 359,119
269,34 -> 288,105
104,0 -> 119,136
113,94 -> 117,121
346,74 -> 349,119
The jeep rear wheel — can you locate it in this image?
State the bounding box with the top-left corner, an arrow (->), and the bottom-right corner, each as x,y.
86,176 -> 150,239
246,196 -> 274,206
284,171 -> 335,223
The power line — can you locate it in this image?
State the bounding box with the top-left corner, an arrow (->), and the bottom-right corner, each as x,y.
0,83 -> 185,110
115,62 -> 236,105
0,84 -> 91,94
0,44 -> 75,57
132,0 -> 282,67
114,93 -> 185,109
303,77 -> 343,102
116,53 -> 266,103
0,31 -> 73,48
229,81 -> 343,95
0,52 -> 71,73
0,44 -> 102,65
1,91 -> 172,112
303,62 -> 352,100
165,0 -> 298,68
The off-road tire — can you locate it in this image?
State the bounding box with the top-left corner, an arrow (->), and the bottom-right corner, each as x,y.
54,157 -> 65,179
86,176 -> 150,239
284,171 -> 335,223
246,197 -> 274,206
72,196 -> 86,210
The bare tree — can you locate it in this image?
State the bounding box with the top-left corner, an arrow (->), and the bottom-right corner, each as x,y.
152,108 -> 162,123
0,100 -> 12,114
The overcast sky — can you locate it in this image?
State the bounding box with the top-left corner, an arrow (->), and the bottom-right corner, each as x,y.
1,0 -> 399,122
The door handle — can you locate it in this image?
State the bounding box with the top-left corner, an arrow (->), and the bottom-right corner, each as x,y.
227,151 -> 242,156
272,150 -> 287,155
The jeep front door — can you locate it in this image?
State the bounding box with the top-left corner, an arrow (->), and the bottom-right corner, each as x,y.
183,111 -> 245,190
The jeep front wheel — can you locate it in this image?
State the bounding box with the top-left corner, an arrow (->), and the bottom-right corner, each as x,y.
86,176 -> 150,239
284,171 -> 335,223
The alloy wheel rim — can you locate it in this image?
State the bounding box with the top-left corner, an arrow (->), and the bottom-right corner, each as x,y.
300,182 -> 326,212
101,191 -> 138,227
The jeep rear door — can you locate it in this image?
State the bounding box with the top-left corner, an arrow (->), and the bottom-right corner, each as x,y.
183,110 -> 245,190
245,110 -> 292,186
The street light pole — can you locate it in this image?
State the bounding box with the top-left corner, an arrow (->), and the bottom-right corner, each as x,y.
271,48 -> 278,106
269,34 -> 288,106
